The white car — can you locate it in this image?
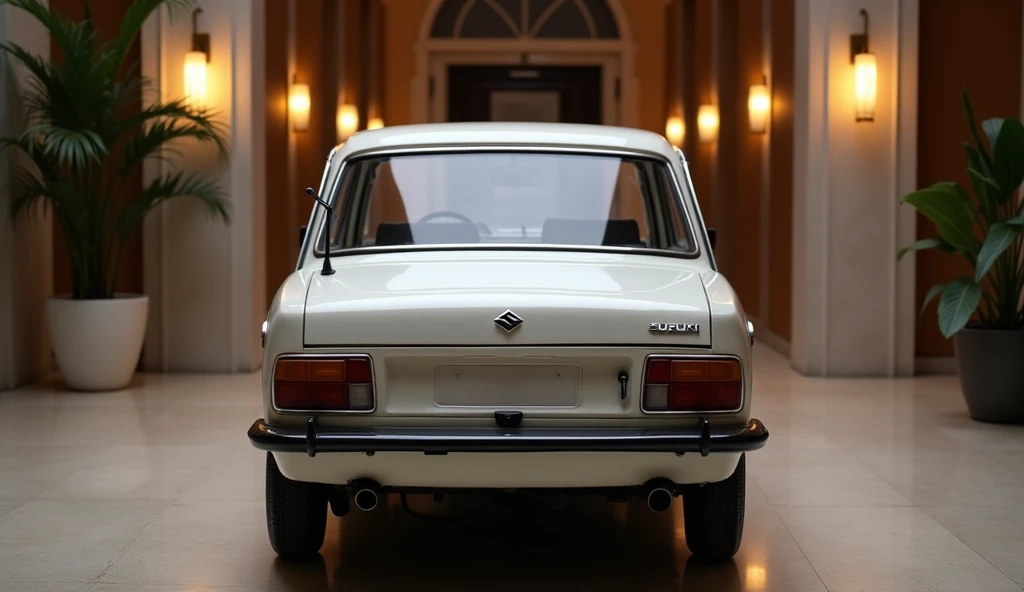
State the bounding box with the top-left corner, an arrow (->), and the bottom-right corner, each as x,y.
249,122 -> 768,563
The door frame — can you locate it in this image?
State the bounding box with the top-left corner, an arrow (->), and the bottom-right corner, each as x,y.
427,49 -> 622,124
411,0 -> 637,126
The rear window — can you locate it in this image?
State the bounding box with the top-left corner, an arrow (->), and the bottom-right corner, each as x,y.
319,151 -> 695,254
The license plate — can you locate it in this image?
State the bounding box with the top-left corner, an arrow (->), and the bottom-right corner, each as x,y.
434,365 -> 580,407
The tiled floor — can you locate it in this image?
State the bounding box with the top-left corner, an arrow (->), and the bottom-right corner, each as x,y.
1,347 -> 1022,591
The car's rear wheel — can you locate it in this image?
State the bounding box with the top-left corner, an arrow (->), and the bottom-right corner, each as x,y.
681,453 -> 745,563
265,452 -> 329,560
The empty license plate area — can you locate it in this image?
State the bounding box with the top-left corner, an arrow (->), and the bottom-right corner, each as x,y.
434,365 -> 581,407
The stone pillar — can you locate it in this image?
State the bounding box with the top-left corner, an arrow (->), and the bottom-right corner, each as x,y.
790,0 -> 919,376
142,0 -> 267,372
0,1 -> 53,390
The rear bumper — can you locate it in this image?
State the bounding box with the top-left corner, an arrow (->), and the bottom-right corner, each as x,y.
247,417 -> 768,457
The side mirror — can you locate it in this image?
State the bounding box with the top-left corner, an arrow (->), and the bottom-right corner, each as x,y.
707,228 -> 717,250
299,225 -> 307,249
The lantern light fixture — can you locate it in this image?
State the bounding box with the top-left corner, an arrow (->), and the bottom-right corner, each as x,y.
183,8 -> 210,112
748,77 -> 770,134
337,104 -> 359,141
697,104 -> 719,144
288,77 -> 311,132
850,9 -> 876,122
665,115 -> 685,148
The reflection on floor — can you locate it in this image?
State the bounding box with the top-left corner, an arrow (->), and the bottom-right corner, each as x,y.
0,346 -> 1022,591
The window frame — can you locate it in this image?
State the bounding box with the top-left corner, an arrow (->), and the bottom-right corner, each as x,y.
311,146 -> 704,261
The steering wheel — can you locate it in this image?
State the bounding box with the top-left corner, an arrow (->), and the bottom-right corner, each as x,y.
417,210 -> 474,224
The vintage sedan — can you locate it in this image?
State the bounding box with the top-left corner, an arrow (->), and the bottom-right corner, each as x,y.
248,122 -> 768,563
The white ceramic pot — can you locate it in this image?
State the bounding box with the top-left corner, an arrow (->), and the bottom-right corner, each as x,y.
46,295 -> 149,391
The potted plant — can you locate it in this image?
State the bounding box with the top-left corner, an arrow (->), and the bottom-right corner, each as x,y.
1,0 -> 229,390
899,91 -> 1024,423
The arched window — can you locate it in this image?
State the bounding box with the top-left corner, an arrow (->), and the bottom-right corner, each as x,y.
431,0 -> 619,39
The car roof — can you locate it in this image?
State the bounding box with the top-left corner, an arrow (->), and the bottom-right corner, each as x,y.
333,122 -> 683,162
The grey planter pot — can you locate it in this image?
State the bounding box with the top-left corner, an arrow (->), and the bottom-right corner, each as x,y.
954,328 -> 1024,423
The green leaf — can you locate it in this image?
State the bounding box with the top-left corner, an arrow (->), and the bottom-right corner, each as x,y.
975,223 -> 1022,281
992,117 -> 1024,197
897,238 -> 953,261
903,183 -> 978,253
937,278 -> 981,337
964,143 -> 989,176
967,167 -> 1000,223
1007,213 -> 1024,228
919,284 -> 946,326
982,118 -> 1004,150
962,90 -> 993,169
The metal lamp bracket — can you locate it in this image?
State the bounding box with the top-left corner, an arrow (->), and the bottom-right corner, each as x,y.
850,9 -> 869,63
192,8 -> 211,62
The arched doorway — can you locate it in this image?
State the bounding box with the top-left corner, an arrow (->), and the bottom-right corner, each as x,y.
412,0 -> 636,126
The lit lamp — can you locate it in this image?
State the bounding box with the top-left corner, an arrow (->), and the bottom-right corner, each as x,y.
289,78 -> 311,132
337,104 -> 359,140
850,9 -> 876,122
367,117 -> 385,130
697,105 -> 719,143
665,115 -> 685,148
748,78 -> 770,133
183,8 -> 210,112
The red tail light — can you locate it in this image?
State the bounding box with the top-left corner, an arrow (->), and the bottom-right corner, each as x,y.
642,357 -> 742,412
273,356 -> 375,412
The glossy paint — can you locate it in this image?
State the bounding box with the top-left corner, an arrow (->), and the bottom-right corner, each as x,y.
262,123 -> 753,487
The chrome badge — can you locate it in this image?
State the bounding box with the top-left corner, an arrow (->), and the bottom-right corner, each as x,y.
649,322 -> 700,333
494,310 -> 524,333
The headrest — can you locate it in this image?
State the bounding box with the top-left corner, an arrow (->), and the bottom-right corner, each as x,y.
375,222 -> 481,246
541,219 -> 643,247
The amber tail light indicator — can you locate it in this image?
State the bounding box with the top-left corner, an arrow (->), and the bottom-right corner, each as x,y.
273,357 -> 374,411
642,357 -> 742,412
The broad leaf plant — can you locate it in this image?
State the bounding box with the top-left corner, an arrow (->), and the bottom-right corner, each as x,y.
899,91 -> 1024,337
1,0 -> 229,299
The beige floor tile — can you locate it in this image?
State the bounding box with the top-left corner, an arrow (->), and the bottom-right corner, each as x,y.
775,506 -> 1021,592
90,584 -> 266,592
0,499 -> 165,583
176,449 -> 265,503
0,445 -> 111,504
750,449 -> 912,507
99,501 -> 283,588
0,583 -> 94,592
922,505 -> 1024,587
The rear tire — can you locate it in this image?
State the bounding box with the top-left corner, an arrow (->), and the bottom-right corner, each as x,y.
681,453 -> 745,563
265,452 -> 329,560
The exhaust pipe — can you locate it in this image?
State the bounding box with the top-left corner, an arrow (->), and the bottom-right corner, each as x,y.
351,480 -> 381,511
644,479 -> 675,513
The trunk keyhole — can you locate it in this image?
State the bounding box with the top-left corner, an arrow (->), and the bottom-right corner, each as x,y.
618,372 -> 629,400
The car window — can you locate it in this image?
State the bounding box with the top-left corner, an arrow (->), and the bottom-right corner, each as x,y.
321,152 -> 695,254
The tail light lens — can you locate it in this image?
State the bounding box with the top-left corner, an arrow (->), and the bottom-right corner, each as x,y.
273,356 -> 375,411
642,357 -> 742,412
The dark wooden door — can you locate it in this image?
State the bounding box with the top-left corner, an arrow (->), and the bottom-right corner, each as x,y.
448,66 -> 602,124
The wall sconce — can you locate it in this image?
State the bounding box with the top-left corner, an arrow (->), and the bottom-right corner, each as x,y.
183,8 -> 210,112
850,9 -> 876,122
665,115 -> 685,148
697,105 -> 719,143
337,104 -> 359,140
748,77 -> 770,134
288,77 -> 311,132
367,117 -> 385,130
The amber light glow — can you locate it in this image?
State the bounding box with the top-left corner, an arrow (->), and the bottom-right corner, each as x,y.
854,53 -> 877,122
367,117 -> 385,130
697,105 -> 719,143
289,82 -> 311,132
748,82 -> 770,133
337,104 -> 359,141
665,115 -> 685,148
183,51 -> 207,111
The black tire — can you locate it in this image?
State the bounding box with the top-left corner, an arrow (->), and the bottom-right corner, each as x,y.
265,452 -> 329,560
681,453 -> 745,563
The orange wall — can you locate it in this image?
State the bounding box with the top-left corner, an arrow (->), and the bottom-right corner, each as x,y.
265,0 -> 290,306
916,0 -> 1022,357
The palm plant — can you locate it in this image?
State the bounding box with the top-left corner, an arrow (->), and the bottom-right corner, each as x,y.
898,91 -> 1024,337
1,0 -> 229,299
